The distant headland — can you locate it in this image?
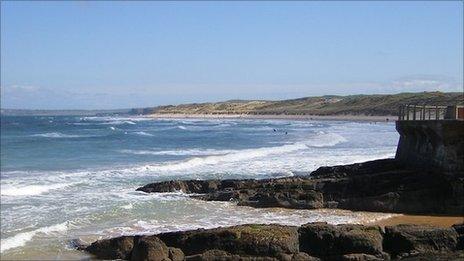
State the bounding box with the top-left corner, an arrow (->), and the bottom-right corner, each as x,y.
2,91 -> 462,118
136,91 -> 464,118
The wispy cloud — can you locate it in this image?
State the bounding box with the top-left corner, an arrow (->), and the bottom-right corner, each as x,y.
1,75 -> 462,109
5,85 -> 40,92
389,75 -> 462,93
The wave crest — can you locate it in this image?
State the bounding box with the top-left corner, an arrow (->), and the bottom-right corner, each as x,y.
143,143 -> 308,171
133,131 -> 154,137
306,132 -> 347,147
30,132 -> 88,138
1,183 -> 74,197
119,148 -> 235,156
0,222 -> 70,253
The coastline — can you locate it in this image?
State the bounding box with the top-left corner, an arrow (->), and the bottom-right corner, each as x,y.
149,113 -> 396,122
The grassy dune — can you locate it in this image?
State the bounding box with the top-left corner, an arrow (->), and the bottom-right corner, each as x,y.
143,92 -> 463,116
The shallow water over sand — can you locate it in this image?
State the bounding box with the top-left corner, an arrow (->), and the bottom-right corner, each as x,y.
1,116 -> 398,259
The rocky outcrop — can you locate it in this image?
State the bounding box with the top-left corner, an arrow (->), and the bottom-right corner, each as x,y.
383,224 -> 460,258
137,159 -> 464,215
82,223 -> 464,260
299,223 -> 387,259
157,224 -> 299,257
85,235 -> 135,260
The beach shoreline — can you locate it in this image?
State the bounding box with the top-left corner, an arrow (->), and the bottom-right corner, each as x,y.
148,113 -> 396,122
370,214 -> 464,228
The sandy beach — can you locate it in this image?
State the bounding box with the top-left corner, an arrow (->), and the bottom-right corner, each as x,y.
372,214 -> 464,227
149,113 -> 396,122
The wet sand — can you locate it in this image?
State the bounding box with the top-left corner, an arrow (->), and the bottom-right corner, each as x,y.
149,113 -> 395,122
371,214 -> 464,227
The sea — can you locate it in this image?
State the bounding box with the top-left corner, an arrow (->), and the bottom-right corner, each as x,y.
1,115 -> 399,259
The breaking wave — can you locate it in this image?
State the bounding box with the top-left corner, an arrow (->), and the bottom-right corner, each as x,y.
142,143 -> 308,171
1,183 -> 74,197
1,222 -> 70,253
133,131 -> 154,137
30,132 -> 91,138
119,148 -> 235,156
308,132 -> 347,147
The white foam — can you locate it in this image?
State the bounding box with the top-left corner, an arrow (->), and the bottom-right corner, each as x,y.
120,203 -> 133,210
142,142 -> 308,172
119,148 -> 235,156
133,131 -> 154,137
84,116 -> 151,121
30,132 -> 89,138
102,120 -> 136,125
177,126 -> 187,130
306,132 -> 347,147
1,183 -> 74,197
125,132 -> 347,172
1,222 -> 70,253
100,206 -> 399,239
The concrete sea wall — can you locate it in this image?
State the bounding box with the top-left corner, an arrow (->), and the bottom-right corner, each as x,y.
395,120 -> 464,172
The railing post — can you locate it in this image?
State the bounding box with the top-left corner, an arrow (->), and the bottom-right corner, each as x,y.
435,105 -> 439,120
401,106 -> 404,120
399,106 -> 402,120
406,105 -> 410,120
413,105 -> 416,120
422,105 -> 426,120
428,107 -> 431,120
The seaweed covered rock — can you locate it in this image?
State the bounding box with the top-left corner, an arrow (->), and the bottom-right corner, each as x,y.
185,249 -> 241,260
131,236 -> 169,261
168,247 -> 185,261
85,236 -> 135,260
298,222 -> 386,259
185,250 -> 320,261
82,223 -> 464,260
383,224 -> 459,257
452,223 -> 464,250
158,224 -> 299,257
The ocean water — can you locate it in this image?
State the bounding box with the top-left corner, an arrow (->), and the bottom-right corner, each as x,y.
1,116 -> 399,259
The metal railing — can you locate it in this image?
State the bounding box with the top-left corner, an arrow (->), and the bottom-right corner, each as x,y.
398,105 -> 464,121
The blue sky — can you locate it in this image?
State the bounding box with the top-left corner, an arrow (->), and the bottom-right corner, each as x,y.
1,1 -> 463,109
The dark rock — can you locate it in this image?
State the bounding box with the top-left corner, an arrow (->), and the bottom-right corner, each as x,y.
453,223 -> 464,250
290,252 -> 320,260
240,189 -> 323,209
131,236 -> 169,261
341,253 -> 384,261
298,222 -> 385,258
85,236 -> 135,260
168,247 -> 185,261
185,249 -> 287,261
137,159 -> 464,215
397,250 -> 464,260
383,224 -> 459,257
310,159 -> 402,179
82,223 -> 464,261
158,224 -> 299,257
185,249 -> 240,261
68,238 -> 88,251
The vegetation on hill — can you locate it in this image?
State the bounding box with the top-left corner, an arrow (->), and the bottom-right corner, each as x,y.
141,92 -> 463,116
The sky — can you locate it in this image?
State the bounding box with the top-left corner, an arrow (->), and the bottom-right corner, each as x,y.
1,1 -> 463,110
